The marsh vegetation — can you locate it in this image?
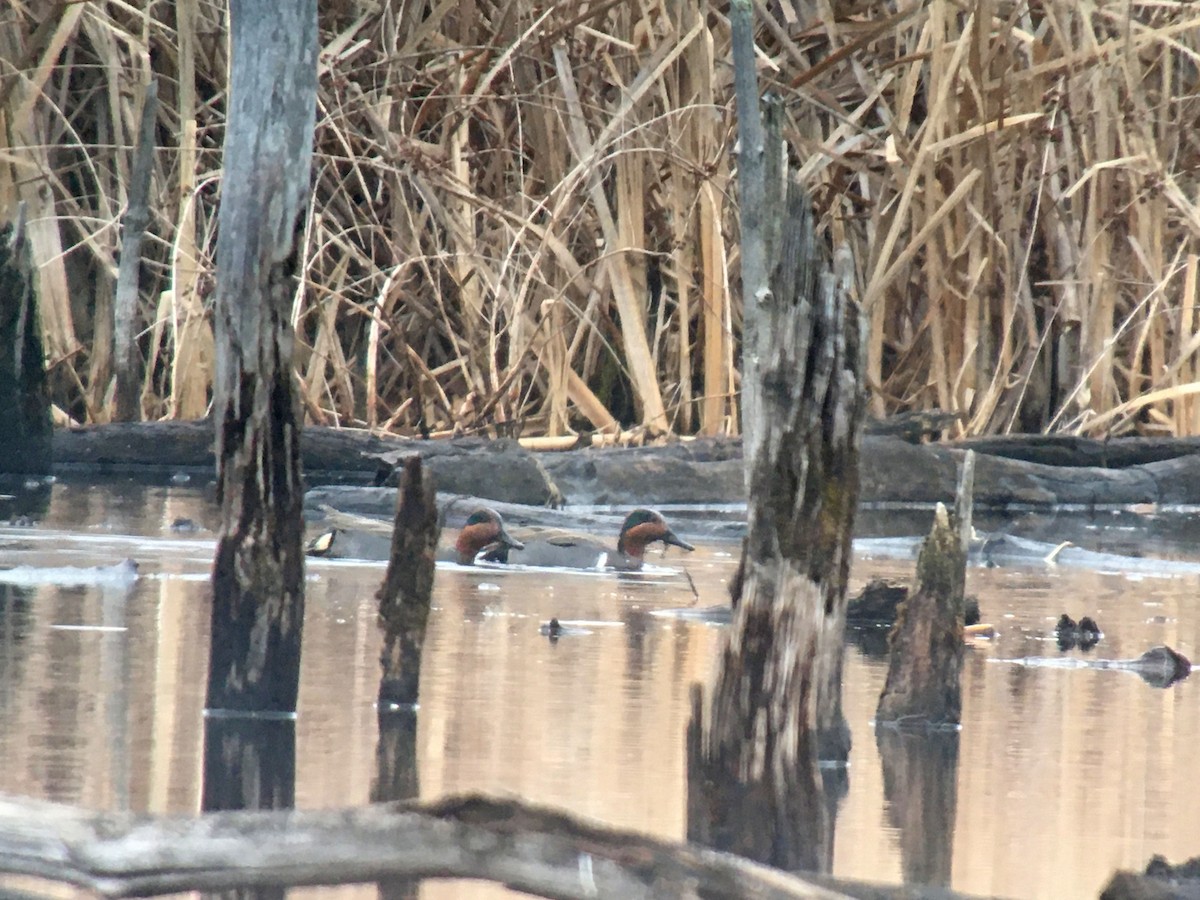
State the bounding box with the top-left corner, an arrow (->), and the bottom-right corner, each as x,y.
3,1 -> 1200,437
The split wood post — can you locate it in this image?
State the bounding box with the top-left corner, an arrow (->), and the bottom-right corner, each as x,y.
375,456 -> 440,710
112,79 -> 158,422
875,452 -> 974,727
206,0 -> 318,714
693,0 -> 868,872
0,205 -> 51,474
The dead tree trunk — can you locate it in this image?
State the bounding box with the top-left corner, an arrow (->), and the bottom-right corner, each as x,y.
375,456 -> 440,710
0,206 -> 51,475
0,206 -> 51,480
112,79 -> 158,422
206,0 -> 317,714
693,0 -> 867,872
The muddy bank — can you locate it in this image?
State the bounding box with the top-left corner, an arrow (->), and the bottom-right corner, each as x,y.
44,420 -> 1200,508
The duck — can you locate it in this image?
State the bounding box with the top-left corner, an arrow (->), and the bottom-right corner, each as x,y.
481,508 -> 695,571
305,507 -> 524,565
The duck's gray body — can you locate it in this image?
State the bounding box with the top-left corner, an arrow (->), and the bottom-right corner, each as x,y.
495,531 -> 629,570
484,508 -> 695,571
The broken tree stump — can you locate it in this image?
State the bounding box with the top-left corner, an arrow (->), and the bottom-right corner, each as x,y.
692,0 -> 868,872
875,502 -> 966,727
375,456 -> 439,709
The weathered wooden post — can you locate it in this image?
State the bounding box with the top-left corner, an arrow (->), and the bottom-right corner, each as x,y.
0,206 -> 52,475
374,456 -> 440,712
205,0 -> 318,714
112,79 -> 158,422
690,0 -> 867,873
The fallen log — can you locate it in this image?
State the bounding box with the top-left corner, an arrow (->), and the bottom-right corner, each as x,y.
46,421 -> 1200,508
0,793 -> 864,900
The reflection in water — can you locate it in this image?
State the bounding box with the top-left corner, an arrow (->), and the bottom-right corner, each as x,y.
2,485 -> 1200,900
0,583 -> 33,706
372,707 -> 420,900
876,725 -> 959,887
202,717 -> 296,812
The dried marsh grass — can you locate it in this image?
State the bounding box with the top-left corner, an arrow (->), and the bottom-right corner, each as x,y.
3,0 -> 1200,438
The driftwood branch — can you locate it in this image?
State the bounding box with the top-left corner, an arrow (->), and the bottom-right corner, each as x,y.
0,794 -> 854,900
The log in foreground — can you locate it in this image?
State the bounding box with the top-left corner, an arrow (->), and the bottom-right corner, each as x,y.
0,793 -> 870,900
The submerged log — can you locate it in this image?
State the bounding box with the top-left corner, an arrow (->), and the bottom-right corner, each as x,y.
206,0 -> 318,713
375,456 -> 439,708
0,207 -> 52,475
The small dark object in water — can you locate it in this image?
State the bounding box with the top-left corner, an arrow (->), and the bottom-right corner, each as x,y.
170,516 -> 200,533
1103,852 -> 1200,897
845,578 -> 981,626
1144,853 -> 1200,881
1134,646 -> 1191,688
540,618 -> 563,639
1077,616 -> 1101,649
1056,613 -> 1103,651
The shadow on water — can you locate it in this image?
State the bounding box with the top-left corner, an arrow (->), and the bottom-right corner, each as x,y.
876,724 -> 960,888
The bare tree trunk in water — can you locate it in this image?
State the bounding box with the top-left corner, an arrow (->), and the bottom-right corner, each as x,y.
206,0 -> 317,714
693,0 -> 867,873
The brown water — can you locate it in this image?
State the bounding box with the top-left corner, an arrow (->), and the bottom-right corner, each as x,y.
0,480 -> 1198,899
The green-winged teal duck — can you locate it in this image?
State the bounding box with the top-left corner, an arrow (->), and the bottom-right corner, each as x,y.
306,507 -> 524,565
483,508 -> 695,571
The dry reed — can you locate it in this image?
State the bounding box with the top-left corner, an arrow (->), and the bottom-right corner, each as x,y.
2,0 -> 1200,438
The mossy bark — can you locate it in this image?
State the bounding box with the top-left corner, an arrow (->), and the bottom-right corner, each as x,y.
876,504 -> 966,726
692,5 -> 868,869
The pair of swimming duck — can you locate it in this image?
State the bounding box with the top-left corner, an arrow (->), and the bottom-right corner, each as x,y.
307,507 -> 695,571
